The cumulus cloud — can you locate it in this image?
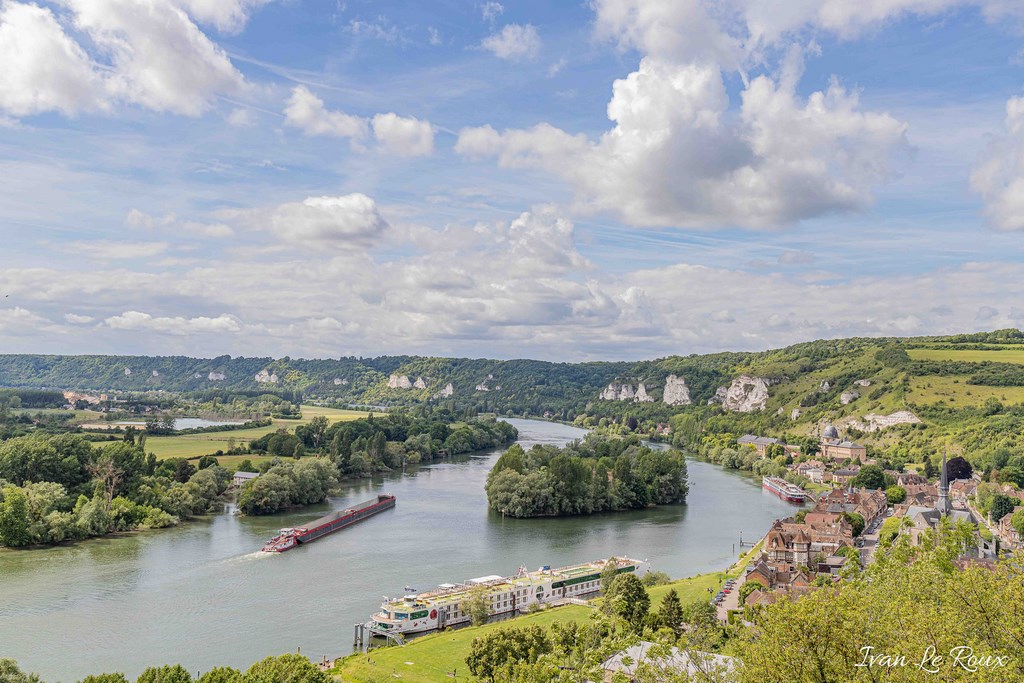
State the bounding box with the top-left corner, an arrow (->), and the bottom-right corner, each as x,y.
105,311 -> 241,335
971,96 -> 1024,230
457,55 -> 907,228
177,0 -> 270,33
64,313 -> 94,324
480,1 -> 503,23
372,113 -> 435,157
283,86 -> 368,145
267,194 -> 389,247
481,23 -> 541,61
0,306 -> 55,336
67,240 -> 170,260
0,2 -> 103,116
0,0 -> 254,118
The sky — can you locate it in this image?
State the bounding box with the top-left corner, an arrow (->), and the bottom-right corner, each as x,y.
2,0 -> 1024,362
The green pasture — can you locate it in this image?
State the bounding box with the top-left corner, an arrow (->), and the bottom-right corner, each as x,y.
907,348 -> 1024,365
906,375 -> 1024,407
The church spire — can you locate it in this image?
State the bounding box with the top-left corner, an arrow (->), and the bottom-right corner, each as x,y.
937,448 -> 951,516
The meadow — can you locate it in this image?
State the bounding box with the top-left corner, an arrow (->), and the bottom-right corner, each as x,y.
907,348 -> 1024,364
97,405 -> 367,460
905,374 -> 1024,407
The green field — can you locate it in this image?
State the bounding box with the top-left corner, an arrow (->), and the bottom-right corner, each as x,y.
98,405 -> 367,460
906,375 -> 1024,407
336,545 -> 760,683
907,348 -> 1024,364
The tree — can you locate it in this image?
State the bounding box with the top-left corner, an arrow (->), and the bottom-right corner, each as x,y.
658,588 -> 684,634
136,665 -> 192,683
794,509 -> 807,523
196,668 -> 243,683
853,464 -> 885,490
885,486 -> 906,505
923,455 -> 937,480
242,654 -> 329,683
0,659 -> 41,683
466,586 -> 491,626
843,512 -> 865,537
465,625 -> 552,682
197,456 -> 219,470
739,580 -> 764,607
991,494 -> 1018,523
1011,508 -> 1024,536
174,460 -> 196,483
81,675 -> 130,683
609,573 -> 649,631
0,486 -> 31,547
944,456 -> 972,481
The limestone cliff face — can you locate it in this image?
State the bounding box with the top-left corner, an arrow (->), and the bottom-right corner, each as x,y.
333,378 -> 349,386
662,375 -> 691,406
151,370 -> 159,377
710,375 -> 770,412
413,377 -> 427,389
840,391 -> 860,405
634,383 -> 654,402
208,372 -> 225,381
600,381 -> 654,403
846,410 -> 921,432
387,374 -> 413,389
124,368 -> 132,376
435,383 -> 454,398
255,369 -> 279,384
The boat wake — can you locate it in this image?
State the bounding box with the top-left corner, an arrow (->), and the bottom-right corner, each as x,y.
226,551 -> 274,564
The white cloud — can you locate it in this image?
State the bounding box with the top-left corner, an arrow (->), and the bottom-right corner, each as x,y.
481,23 -> 541,61
0,0 -> 253,118
971,96 -> 1024,231
0,306 -> 54,335
457,55 -> 907,228
0,1 -> 103,116
481,2 -> 503,23
267,194 -> 389,246
64,313 -> 94,324
283,85 -> 369,146
68,240 -> 170,260
177,0 -> 270,33
372,113 -> 435,157
126,209 -> 234,238
427,26 -> 442,45
105,310 -> 242,335
68,0 -> 246,116
548,58 -> 567,77
226,107 -> 255,126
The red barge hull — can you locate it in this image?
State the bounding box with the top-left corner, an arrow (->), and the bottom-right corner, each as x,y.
762,477 -> 807,504
262,494 -> 396,552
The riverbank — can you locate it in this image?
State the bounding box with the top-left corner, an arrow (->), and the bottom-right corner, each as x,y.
335,542 -> 763,682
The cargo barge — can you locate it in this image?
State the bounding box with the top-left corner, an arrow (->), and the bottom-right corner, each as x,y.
261,494 -> 395,552
762,476 -> 807,504
362,556 -> 649,637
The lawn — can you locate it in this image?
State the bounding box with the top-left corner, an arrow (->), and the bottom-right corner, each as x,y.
907,348 -> 1024,365
97,406 -> 367,460
335,605 -> 593,683
906,375 -> 1024,407
337,545 -> 764,683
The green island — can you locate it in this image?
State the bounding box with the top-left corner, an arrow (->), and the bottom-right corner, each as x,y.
485,434 -> 688,517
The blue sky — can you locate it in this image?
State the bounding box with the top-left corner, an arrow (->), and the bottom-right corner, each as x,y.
2,0 -> 1024,361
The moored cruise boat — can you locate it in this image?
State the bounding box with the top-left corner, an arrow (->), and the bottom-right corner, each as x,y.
366,556 -> 649,636
762,476 -> 807,503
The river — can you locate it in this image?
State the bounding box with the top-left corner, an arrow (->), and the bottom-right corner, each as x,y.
0,419 -> 798,681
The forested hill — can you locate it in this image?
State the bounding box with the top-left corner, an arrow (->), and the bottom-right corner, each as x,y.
3,329 -> 1024,425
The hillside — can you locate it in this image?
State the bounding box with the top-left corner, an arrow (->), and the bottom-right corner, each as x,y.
3,329 -> 1024,470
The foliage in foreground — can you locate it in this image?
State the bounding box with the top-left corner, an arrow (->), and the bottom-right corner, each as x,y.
0,654 -> 330,683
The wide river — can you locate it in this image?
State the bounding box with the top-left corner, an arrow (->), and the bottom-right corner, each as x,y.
0,419 -> 798,681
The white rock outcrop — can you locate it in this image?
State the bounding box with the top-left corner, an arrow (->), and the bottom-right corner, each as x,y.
208,372 -> 225,381
255,369 -> 279,384
711,375 -> 770,412
435,383 -> 454,398
662,375 -> 692,406
193,373 -> 202,379
840,391 -> 860,405
854,379 -> 872,387
388,374 -> 413,389
333,378 -> 348,386
847,410 -> 922,432
819,380 -> 831,392
124,368 -> 132,376
151,370 -> 159,377
634,383 -> 654,403
413,377 -> 427,389
791,408 -> 801,421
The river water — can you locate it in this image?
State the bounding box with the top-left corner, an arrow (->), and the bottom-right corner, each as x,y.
0,419 -> 798,681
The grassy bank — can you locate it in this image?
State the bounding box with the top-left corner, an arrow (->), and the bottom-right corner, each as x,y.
336,543 -> 762,683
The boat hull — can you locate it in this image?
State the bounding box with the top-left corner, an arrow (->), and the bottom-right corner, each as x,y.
762,476 -> 807,504
260,494 -> 395,552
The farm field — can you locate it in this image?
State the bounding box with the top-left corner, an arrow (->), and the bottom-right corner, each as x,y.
99,406 -> 367,460
907,348 -> 1024,364
905,375 -> 1024,407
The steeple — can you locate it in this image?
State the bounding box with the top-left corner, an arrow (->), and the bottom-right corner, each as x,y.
937,448 -> 951,516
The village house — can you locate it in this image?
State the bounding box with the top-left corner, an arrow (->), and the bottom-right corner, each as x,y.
997,505 -> 1024,551
830,468 -> 859,486
232,471 -> 259,487
950,479 -> 978,507
793,459 -> 826,483
815,487 -> 888,527
895,472 -> 927,487
737,434 -> 801,459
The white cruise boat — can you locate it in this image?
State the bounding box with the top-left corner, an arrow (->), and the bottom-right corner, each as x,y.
367,556 -> 649,635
